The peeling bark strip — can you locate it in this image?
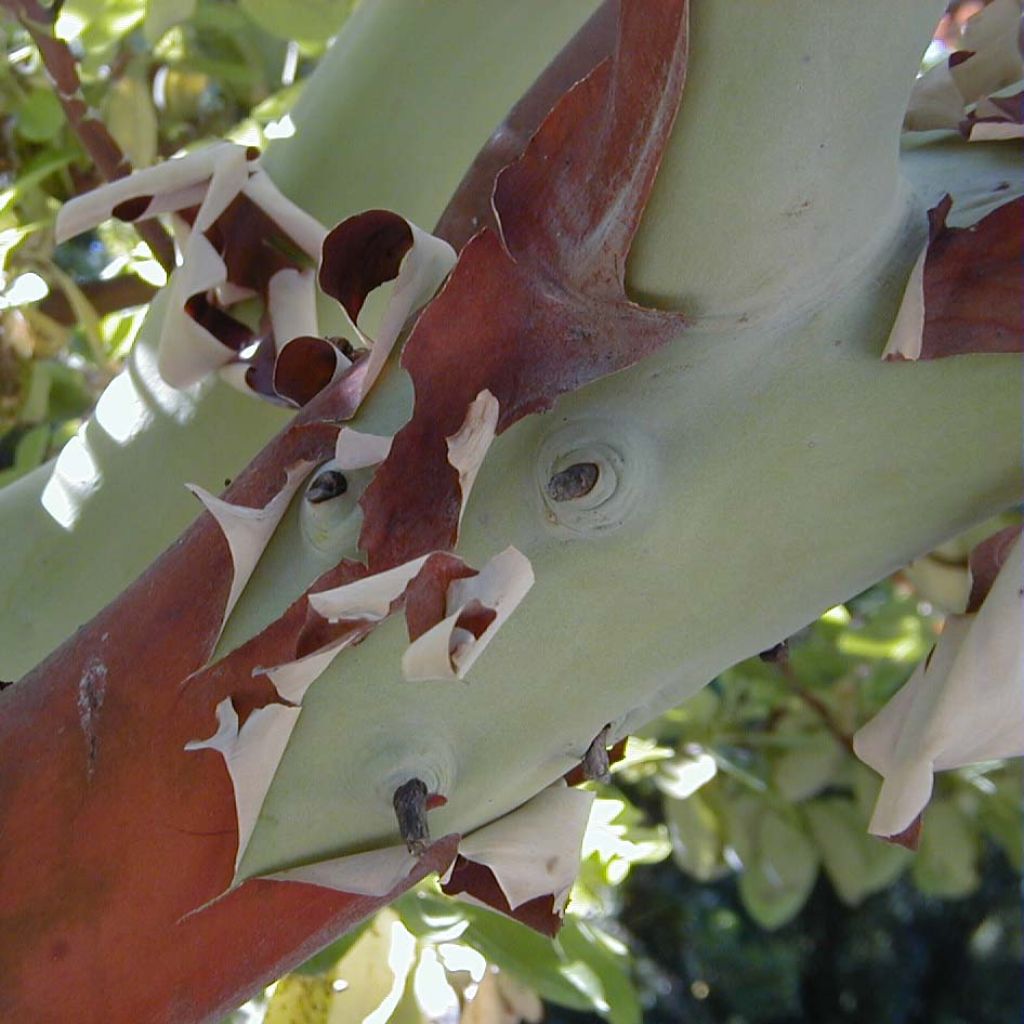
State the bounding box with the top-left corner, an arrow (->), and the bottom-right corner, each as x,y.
0,377 -> 379,1023
882,193 -> 1024,360
361,0 -> 690,569
440,783 -> 595,937
854,528 -> 1024,844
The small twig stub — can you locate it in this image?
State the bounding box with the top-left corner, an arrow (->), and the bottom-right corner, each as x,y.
393,778 -> 430,855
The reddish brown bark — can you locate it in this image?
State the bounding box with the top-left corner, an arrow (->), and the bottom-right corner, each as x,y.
361,0 -> 689,569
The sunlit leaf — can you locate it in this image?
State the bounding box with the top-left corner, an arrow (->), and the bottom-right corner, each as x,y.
771,728 -> 843,803
399,893 -> 592,1014
263,975 -> 333,1024
144,0 -> 197,44
737,808 -> 819,930
663,790 -> 727,882
103,76 -> 159,169
804,797 -> 909,906
0,423 -> 50,488
15,90 -> 64,144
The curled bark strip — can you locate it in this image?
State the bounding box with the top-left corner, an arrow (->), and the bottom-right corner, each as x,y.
854,533 -> 1024,839
903,0 -> 1024,134
443,858 -> 563,937
186,462 -> 315,641
266,841 -> 451,897
883,194 -> 1024,360
440,783 -> 594,935
57,143 -> 331,393
446,389 -> 500,535
962,88 -> 1024,140
361,0 -> 690,569
966,523 -> 1021,614
206,192 -> 318,299
334,428 -> 393,469
404,553 -> 478,643
319,210 -> 415,323
273,335 -> 346,407
402,547 -> 534,682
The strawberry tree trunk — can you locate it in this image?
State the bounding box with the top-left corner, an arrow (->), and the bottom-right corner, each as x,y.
0,1 -> 1020,1023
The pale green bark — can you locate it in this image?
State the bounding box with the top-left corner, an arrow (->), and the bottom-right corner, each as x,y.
0,0 -> 1019,880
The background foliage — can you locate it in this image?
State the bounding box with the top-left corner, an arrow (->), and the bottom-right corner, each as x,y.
0,2 -> 1019,1021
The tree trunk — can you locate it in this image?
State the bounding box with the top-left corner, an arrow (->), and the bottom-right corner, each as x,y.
0,1 -> 1019,1022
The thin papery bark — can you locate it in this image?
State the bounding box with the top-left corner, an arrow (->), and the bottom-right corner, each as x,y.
308,554 -> 433,622
187,626 -> 368,876
904,0 -> 1024,133
854,531 -> 1024,841
403,547 -> 534,681
267,843 -> 434,896
57,142 -> 331,393
0,378 -> 381,1021
318,210 -> 458,405
962,88 -> 1024,139
56,143 -> 238,243
360,0 -> 690,569
187,461 -> 314,638
441,784 -> 595,936
186,698 -> 302,873
882,193 -> 1023,360
446,389 -> 500,533
334,428 -> 393,469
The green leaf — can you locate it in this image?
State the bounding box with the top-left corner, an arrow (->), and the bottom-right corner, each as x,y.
59,0 -> 147,64
103,76 -> 158,169
9,149 -> 77,198
19,362 -> 53,424
804,797 -> 909,906
771,728 -> 844,803
975,768 -> 1023,871
239,0 -> 354,46
263,974 -> 333,1024
556,919 -> 642,1024
144,0 -> 197,43
737,807 -> 819,930
912,799 -> 980,899
398,892 -> 592,1013
0,424 -> 51,489
15,91 -> 64,144
663,791 -> 727,882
